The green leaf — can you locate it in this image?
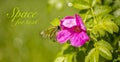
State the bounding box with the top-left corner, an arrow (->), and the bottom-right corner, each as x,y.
114,16 -> 120,26
73,0 -> 90,10
58,43 -> 76,56
65,54 -> 74,62
73,3 -> 90,10
102,15 -> 114,21
102,21 -> 119,33
107,21 -> 119,33
94,40 -> 113,50
118,55 -> 120,61
94,5 -> 112,16
89,0 -> 97,7
92,24 -> 106,37
76,51 -> 85,62
54,54 -> 74,62
98,46 -> 112,60
57,43 -> 70,56
91,20 -> 118,37
97,27 -> 106,37
92,15 -> 119,35
73,54 -> 77,62
85,48 -> 99,62
90,15 -> 118,37
112,0 -> 120,10
85,48 -> 96,62
54,56 -> 65,62
103,0 -> 113,5
90,50 -> 99,62
102,22 -> 114,34
50,18 -> 60,26
63,45 -> 76,55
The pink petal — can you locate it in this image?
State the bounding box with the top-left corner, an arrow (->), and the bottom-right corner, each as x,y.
70,32 -> 90,47
70,33 -> 82,47
57,30 -> 72,43
75,14 -> 86,31
62,18 -> 77,28
64,16 -> 74,19
79,32 -> 90,42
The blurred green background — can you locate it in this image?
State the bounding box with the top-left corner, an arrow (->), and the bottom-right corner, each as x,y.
0,0 -> 77,62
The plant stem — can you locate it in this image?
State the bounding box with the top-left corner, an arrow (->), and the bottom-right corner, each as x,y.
90,32 -> 97,42
83,10 -> 89,23
90,7 -> 97,24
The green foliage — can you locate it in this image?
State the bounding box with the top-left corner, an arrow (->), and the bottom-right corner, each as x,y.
76,51 -> 85,62
73,3 -> 90,10
94,5 -> 112,16
54,44 -> 76,62
98,46 -> 112,60
114,16 -> 120,26
112,0 -> 120,10
73,0 -> 98,10
45,0 -> 120,62
90,15 -> 119,37
94,40 -> 113,50
85,48 -> 99,62
103,0 -> 113,5
54,56 -> 65,62
85,40 -> 113,62
54,54 -> 74,62
50,18 -> 60,26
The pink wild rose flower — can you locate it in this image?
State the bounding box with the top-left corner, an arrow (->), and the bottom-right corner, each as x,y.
57,14 -> 90,47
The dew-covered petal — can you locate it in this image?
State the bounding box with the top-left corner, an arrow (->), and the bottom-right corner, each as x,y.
75,14 -> 86,31
70,32 -> 90,47
57,30 -> 72,43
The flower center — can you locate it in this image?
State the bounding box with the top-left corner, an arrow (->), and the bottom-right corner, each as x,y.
72,26 -> 82,33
